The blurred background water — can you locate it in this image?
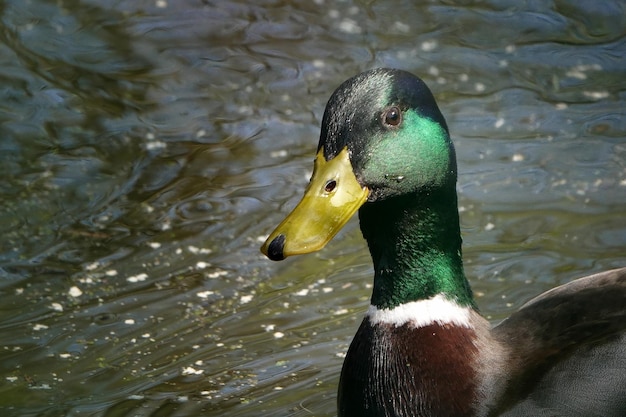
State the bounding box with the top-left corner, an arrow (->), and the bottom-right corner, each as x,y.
0,0 -> 624,416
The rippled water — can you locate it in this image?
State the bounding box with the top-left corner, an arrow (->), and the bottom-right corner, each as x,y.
0,1 -> 624,416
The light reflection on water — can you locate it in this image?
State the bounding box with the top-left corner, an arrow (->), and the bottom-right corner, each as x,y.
0,1 -> 624,416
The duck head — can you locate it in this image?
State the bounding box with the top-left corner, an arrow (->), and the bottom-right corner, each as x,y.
261,68 -> 456,261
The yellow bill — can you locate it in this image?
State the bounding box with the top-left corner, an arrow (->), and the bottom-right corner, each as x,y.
261,147 -> 369,261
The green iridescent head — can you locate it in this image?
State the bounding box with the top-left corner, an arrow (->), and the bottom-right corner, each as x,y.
319,68 -> 456,202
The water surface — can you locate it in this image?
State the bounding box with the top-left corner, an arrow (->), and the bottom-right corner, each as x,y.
0,1 -> 624,416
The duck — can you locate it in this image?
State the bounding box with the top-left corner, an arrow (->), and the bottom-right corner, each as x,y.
260,68 -> 626,417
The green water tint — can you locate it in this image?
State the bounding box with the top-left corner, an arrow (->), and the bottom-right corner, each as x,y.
0,1 -> 624,416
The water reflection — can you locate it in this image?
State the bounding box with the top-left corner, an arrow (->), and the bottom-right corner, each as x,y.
0,1 -> 624,416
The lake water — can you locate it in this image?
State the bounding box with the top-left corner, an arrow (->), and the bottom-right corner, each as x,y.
0,1 -> 624,416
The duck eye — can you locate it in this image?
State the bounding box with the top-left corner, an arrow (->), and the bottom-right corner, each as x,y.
383,106 -> 402,127
324,179 -> 337,193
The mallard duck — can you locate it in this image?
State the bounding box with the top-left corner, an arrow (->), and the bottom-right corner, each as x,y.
260,68 -> 626,417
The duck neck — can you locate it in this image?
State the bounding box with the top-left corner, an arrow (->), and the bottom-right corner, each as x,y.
358,187 -> 475,310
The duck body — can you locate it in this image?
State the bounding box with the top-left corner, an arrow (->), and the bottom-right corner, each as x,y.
261,68 -> 626,416
339,268 -> 626,417
492,269 -> 626,416
339,304 -> 497,417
